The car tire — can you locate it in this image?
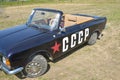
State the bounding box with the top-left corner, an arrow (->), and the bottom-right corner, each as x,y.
23,55 -> 48,78
88,32 -> 98,45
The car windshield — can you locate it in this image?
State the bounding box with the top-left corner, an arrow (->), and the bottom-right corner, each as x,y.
28,10 -> 60,31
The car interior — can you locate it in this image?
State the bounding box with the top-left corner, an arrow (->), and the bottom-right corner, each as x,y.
61,14 -> 94,27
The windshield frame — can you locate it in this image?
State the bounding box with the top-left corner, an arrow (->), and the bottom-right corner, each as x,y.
27,8 -> 63,31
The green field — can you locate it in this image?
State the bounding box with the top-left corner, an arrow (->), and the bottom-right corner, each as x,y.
0,0 -> 120,80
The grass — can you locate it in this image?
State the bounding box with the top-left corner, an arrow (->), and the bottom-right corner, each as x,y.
0,1 -> 120,80
0,0 -> 56,6
0,0 -> 120,7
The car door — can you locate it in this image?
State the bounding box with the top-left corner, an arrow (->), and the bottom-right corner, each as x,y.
48,24 -> 90,59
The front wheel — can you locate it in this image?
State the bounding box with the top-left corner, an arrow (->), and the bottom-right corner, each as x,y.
88,32 -> 98,45
23,55 -> 48,78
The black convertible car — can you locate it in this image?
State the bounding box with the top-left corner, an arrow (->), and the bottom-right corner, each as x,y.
0,8 -> 107,78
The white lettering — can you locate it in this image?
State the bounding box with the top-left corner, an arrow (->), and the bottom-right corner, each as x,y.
62,37 -> 69,52
71,34 -> 77,48
62,28 -> 90,52
84,28 -> 89,41
78,31 -> 83,44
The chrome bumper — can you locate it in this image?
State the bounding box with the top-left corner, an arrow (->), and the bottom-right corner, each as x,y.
0,63 -> 23,75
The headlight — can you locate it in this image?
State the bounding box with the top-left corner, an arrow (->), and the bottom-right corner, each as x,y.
2,57 -> 6,64
2,56 -> 11,68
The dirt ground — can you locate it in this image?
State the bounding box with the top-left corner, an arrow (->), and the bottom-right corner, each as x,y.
0,3 -> 120,80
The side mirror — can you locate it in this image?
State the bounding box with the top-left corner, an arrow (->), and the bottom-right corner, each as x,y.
61,27 -> 66,32
59,27 -> 66,34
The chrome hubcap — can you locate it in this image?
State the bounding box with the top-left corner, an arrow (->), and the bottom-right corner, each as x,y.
25,61 -> 42,76
91,33 -> 97,43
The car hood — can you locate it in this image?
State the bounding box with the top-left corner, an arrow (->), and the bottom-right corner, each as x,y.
0,24 -> 45,54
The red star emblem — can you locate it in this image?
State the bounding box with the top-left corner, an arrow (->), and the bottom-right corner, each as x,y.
51,41 -> 61,54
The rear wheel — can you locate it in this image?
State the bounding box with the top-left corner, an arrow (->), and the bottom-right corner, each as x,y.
88,32 -> 98,45
23,55 -> 48,78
